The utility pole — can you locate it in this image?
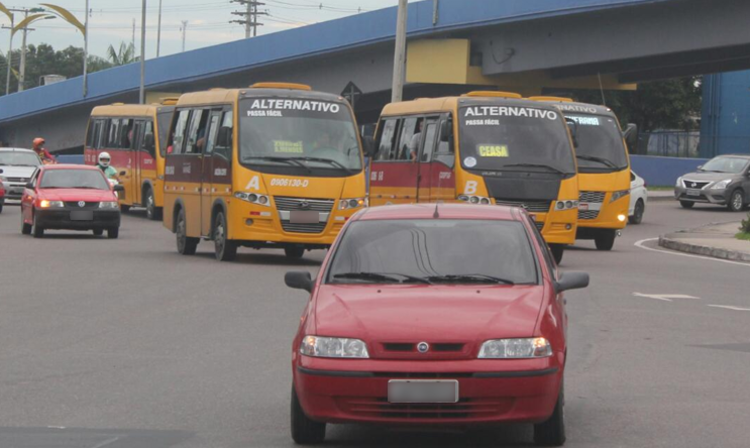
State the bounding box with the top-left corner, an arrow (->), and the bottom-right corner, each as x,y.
1,12 -> 13,96
391,0 -> 408,103
180,20 -> 188,52
230,0 -> 266,38
131,18 -> 135,50
18,9 -> 28,92
83,0 -> 89,97
156,0 -> 162,57
139,0 -> 146,104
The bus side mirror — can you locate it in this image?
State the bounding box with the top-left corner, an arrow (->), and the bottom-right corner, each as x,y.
285,271 -> 313,293
565,119 -> 579,148
143,133 -> 155,151
623,123 -> 638,150
361,135 -> 376,158
216,127 -> 232,148
440,120 -> 453,142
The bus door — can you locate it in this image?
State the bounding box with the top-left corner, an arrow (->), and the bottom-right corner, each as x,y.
200,109 -> 223,237
430,114 -> 457,202
139,119 -> 158,204
370,116 -> 420,205
129,120 -> 145,205
416,117 -> 440,202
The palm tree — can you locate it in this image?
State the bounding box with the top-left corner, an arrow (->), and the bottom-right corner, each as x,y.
106,42 -> 138,66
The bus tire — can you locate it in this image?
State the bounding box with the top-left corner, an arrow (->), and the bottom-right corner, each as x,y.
285,247 -> 305,259
549,244 -> 564,265
144,187 -> 162,220
594,230 -> 616,251
213,211 -> 237,262
175,208 -> 198,255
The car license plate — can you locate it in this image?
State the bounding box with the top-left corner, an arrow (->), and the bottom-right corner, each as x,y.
687,189 -> 701,197
70,210 -> 94,221
578,203 -> 589,211
387,380 -> 459,404
290,211 -> 319,224
10,187 -> 23,194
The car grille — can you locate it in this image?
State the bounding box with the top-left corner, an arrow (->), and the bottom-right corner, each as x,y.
4,177 -> 28,183
494,199 -> 551,213
274,196 -> 334,234
683,180 -> 710,189
579,191 -> 606,203
382,343 -> 465,353
578,210 -> 600,220
338,397 -> 509,419
64,201 -> 100,209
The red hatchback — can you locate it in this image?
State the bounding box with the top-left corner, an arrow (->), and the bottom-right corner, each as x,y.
285,204 -> 589,446
21,164 -> 123,238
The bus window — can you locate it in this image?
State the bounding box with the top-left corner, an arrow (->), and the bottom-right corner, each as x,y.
421,122 -> 438,162
204,113 -> 220,155
434,116 -> 454,168
214,110 -> 233,161
397,117 -> 418,161
186,109 -> 208,154
120,118 -> 134,148
142,121 -> 156,157
157,111 -> 172,156
86,121 -> 95,148
170,110 -> 190,155
107,119 -> 120,148
376,118 -> 398,161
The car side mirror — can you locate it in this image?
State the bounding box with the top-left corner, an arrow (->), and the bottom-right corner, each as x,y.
361,135 -> 375,158
622,123 -> 638,150
285,271 -> 313,293
114,184 -> 125,192
439,120 -> 453,142
0,168 -> 3,174
565,119 -> 579,148
26,182 -> 34,189
216,126 -> 232,148
555,272 -> 590,293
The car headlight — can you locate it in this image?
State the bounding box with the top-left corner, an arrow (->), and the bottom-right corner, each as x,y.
99,201 -> 119,209
300,335 -> 370,358
710,179 -> 732,190
234,191 -> 270,206
39,200 -> 64,208
339,197 -> 368,210
610,190 -> 630,202
554,200 -> 578,211
676,176 -> 683,188
478,337 -> 552,359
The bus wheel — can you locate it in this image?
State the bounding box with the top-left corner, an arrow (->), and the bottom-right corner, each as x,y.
176,208 -> 198,255
145,187 -> 162,220
285,247 -> 305,259
595,230 -> 616,251
213,211 -> 238,262
549,244 -> 564,265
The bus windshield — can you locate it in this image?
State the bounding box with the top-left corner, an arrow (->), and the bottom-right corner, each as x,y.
458,105 -> 576,175
566,114 -> 629,171
239,98 -> 362,174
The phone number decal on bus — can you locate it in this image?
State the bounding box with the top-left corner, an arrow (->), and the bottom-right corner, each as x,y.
270,178 -> 310,188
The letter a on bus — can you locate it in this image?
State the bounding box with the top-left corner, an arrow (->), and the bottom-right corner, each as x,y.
246,176 -> 261,191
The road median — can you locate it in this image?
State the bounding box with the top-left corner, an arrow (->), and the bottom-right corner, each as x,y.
659,221 -> 750,262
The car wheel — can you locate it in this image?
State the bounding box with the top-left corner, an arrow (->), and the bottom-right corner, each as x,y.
285,247 -> 305,259
214,211 -> 238,262
107,227 -> 119,239
93,229 -> 104,236
549,244 -> 564,265
176,208 -> 198,255
291,386 -> 326,445
728,189 -> 744,212
629,199 -> 645,225
594,230 -> 616,251
534,384 -> 566,446
145,188 -> 162,220
679,200 -> 694,209
32,213 -> 44,238
0,202 -> 3,213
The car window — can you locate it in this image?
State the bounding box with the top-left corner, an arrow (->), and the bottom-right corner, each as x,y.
0,151 -> 41,166
39,170 -> 110,190
327,219 -> 538,284
702,157 -> 750,174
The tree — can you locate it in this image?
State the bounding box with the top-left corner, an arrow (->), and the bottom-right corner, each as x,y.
106,42 -> 138,66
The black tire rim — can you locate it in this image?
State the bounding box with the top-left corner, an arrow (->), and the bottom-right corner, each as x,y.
732,192 -> 743,210
215,214 -> 226,256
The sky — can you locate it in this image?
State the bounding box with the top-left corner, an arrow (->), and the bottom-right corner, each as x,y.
0,0 -> 410,61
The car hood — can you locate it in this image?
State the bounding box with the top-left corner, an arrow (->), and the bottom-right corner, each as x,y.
0,165 -> 37,179
39,188 -> 115,202
682,172 -> 739,182
313,284 -> 545,360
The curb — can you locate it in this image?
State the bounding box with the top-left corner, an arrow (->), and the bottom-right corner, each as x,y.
648,195 -> 676,202
658,236 -> 750,263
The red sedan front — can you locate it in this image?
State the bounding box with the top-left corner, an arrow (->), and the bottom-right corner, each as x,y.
21,164 -> 123,238
286,204 -> 589,446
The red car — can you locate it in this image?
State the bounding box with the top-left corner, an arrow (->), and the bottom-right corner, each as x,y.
21,164 -> 123,238
285,204 -> 589,446
0,173 -> 5,214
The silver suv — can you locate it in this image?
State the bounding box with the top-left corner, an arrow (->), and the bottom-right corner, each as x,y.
675,154 -> 750,211
0,148 -> 42,201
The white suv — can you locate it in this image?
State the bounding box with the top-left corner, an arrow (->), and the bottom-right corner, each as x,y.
0,148 -> 42,201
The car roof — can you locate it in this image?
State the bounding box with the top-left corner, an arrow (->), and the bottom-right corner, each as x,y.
354,204 -> 521,222
716,154 -> 750,159
41,164 -> 100,171
0,147 -> 35,153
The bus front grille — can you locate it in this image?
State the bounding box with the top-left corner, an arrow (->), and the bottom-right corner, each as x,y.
579,191 -> 605,203
274,196 -> 335,234
578,210 -> 600,220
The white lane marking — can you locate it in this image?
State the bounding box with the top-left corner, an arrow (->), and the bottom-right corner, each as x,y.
707,305 -> 750,312
633,292 -> 700,302
635,238 -> 750,268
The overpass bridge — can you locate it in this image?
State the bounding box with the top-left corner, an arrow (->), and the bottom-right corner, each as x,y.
1,0 -> 749,153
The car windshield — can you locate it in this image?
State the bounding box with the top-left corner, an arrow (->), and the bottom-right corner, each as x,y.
40,169 -> 110,190
565,114 -> 629,171
238,97 -> 363,175
0,151 -> 41,167
328,219 -> 538,285
701,157 -> 749,174
458,104 -> 576,175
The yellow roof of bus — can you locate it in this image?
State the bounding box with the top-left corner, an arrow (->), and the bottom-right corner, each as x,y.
91,103 -> 160,117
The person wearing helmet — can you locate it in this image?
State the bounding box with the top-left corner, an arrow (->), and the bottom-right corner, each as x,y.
32,138 -> 57,164
97,152 -> 119,181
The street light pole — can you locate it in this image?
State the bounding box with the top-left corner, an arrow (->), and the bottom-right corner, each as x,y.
83,0 -> 88,97
3,13 -> 13,96
156,0 -> 162,57
390,0 -> 408,103
139,0 -> 146,104
181,21 -> 188,52
18,9 -> 27,91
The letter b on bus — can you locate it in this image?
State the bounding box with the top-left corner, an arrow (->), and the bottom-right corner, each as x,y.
464,181 -> 478,195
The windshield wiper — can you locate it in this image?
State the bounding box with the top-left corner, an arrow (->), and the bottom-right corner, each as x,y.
576,154 -> 619,169
291,157 -> 353,173
245,156 -> 312,174
427,274 -> 515,285
333,272 -> 431,284
501,163 -> 565,175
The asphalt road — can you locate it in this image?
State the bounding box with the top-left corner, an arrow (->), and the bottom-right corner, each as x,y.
1,200 -> 748,448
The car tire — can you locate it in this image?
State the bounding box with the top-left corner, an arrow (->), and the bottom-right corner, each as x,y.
594,230 -> 616,251
214,211 -> 238,262
534,385 -> 566,446
549,244 -> 564,265
145,187 -> 162,220
285,247 -> 305,259
679,200 -> 694,209
629,199 -> 645,225
0,202 -> 3,213
32,213 -> 44,238
728,189 -> 744,212
291,386 -> 326,445
176,208 -> 198,255
107,227 -> 119,239
93,229 -> 104,236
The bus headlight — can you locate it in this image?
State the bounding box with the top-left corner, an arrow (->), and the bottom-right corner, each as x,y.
554,200 -> 578,210
300,335 -> 370,358
478,337 -> 552,359
339,197 -> 368,210
458,195 -> 492,205
235,192 -> 270,206
610,190 -> 630,202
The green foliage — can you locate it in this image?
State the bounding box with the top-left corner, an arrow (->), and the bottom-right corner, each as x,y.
106,42 -> 139,66
741,212 -> 750,234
